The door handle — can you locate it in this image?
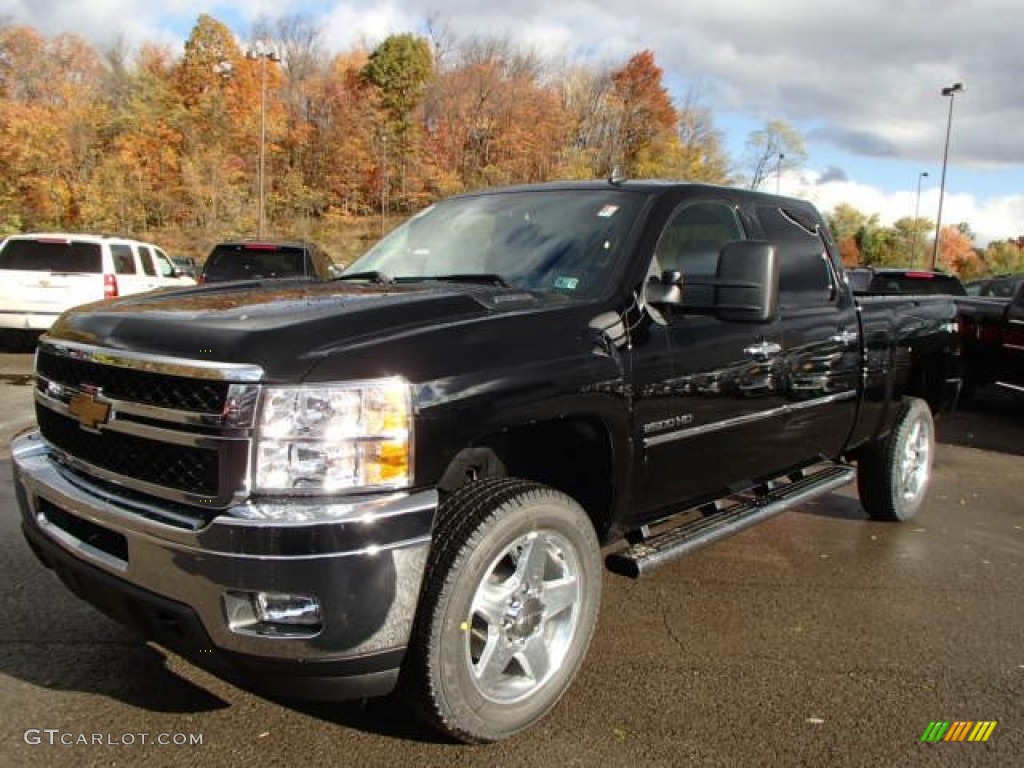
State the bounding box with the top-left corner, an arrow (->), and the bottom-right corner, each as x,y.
830,329 -> 858,346
743,340 -> 782,359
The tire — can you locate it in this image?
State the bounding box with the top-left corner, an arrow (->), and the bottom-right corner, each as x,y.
857,397 -> 935,521
401,478 -> 602,743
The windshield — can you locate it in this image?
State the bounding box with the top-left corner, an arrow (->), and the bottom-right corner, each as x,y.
345,190 -> 644,298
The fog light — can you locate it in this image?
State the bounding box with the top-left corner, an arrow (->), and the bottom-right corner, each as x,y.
223,590 -> 323,637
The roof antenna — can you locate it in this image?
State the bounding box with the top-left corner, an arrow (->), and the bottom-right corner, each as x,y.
609,167 -> 627,185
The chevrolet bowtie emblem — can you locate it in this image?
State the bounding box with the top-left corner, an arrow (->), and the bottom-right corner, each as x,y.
69,391 -> 112,430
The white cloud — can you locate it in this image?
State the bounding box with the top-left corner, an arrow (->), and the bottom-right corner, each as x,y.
784,169 -> 1024,247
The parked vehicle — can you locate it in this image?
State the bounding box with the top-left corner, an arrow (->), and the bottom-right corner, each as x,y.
14,181 -> 962,743
171,255 -> 199,278
964,273 -> 1024,298
958,278 -> 1024,395
847,266 -> 967,296
0,233 -> 195,349
199,239 -> 335,283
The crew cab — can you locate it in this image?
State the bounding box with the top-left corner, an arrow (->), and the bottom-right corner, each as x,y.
12,181 -> 961,743
958,277 -> 1024,395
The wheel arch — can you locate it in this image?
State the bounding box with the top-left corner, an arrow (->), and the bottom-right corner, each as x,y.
437,414 -> 619,542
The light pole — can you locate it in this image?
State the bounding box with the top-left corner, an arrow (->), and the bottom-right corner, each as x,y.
775,153 -> 784,194
912,171 -> 929,266
380,133 -> 387,236
247,40 -> 280,238
931,82 -> 964,270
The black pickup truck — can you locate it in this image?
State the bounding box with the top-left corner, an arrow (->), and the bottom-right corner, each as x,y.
958,277 -> 1024,396
13,181 -> 961,743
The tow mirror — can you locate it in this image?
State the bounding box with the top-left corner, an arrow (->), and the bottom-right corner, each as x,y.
715,241 -> 779,323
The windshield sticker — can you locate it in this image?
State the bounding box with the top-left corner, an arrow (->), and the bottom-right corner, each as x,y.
554,276 -> 580,291
597,205 -> 619,218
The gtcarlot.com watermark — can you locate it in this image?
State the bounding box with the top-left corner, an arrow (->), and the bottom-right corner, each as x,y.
24,729 -> 203,746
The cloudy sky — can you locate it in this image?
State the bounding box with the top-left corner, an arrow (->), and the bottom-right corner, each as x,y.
2,0 -> 1022,245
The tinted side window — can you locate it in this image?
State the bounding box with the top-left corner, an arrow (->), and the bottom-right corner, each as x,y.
110,244 -> 137,274
758,205 -> 835,307
139,246 -> 157,276
655,201 -> 745,305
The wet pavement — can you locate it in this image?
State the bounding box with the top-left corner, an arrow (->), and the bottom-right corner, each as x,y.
0,352 -> 1020,766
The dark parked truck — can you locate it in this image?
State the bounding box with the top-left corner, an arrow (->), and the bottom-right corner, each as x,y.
958,281 -> 1024,396
13,181 -> 962,743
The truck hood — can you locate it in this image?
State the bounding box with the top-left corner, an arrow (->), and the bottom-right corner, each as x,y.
47,279 -> 563,381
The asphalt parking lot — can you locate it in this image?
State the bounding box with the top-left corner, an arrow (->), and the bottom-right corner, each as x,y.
0,352 -> 1021,767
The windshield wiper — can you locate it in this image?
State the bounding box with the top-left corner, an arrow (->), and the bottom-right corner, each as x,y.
333,270 -> 393,284
421,273 -> 509,287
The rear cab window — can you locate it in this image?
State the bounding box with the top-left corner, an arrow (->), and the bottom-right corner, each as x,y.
205,244 -> 308,281
868,273 -> 966,296
757,205 -> 838,308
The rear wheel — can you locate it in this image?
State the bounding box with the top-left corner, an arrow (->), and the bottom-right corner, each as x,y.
401,478 -> 602,743
857,397 -> 935,521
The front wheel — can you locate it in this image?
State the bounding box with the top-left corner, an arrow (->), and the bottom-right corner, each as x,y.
401,478 -> 602,743
857,397 -> 935,521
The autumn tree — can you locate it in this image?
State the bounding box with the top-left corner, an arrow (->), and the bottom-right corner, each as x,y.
745,119 -> 807,190
934,224 -> 983,279
0,25 -> 104,229
424,37 -> 565,192
671,89 -> 730,183
982,239 -> 1024,275
607,51 -> 677,177
826,204 -> 878,265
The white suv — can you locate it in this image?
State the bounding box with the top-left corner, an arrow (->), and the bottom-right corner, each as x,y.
0,233 -> 195,346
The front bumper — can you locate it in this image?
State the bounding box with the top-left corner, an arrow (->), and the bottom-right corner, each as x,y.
13,431 -> 437,701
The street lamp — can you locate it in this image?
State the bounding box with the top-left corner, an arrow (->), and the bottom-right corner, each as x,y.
912,171 -> 929,266
775,153 -> 784,194
247,40 -> 281,238
931,82 -> 964,269
380,133 -> 387,236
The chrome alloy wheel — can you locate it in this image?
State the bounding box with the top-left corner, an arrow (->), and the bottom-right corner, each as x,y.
899,414 -> 932,502
464,530 -> 583,704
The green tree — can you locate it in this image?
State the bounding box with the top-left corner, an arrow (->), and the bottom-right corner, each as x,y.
982,239 -> 1024,275
361,33 -> 433,135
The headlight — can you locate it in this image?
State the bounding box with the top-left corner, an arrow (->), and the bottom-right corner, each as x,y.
254,378 -> 412,493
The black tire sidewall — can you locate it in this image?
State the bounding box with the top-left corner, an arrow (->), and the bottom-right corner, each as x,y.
860,398 -> 935,521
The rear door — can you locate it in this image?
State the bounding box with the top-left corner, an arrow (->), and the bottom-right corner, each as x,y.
108,242 -> 148,297
0,237 -> 104,328
755,204 -> 860,460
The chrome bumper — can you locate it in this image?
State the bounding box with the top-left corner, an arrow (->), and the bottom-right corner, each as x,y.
13,431 -> 436,698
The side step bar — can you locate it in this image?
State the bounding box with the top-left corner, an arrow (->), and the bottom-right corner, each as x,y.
606,464 -> 856,578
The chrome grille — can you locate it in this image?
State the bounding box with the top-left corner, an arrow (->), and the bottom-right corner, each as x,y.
37,407 -> 220,496
37,347 -> 230,413
34,340 -> 263,511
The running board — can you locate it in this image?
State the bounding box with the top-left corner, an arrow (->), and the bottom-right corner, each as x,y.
606,464 -> 856,578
